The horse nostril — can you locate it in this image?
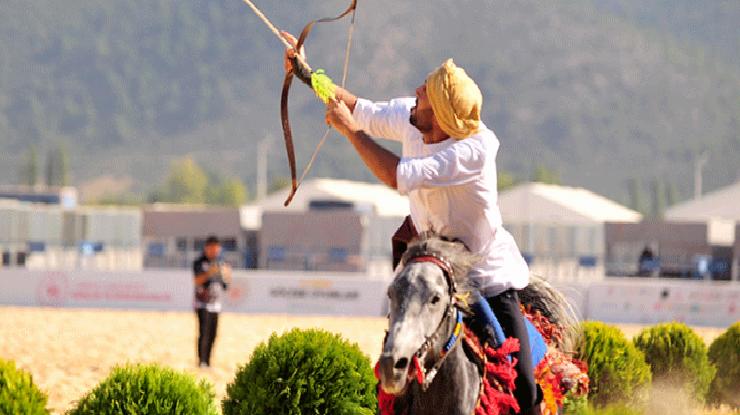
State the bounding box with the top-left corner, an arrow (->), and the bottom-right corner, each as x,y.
394,357 -> 409,370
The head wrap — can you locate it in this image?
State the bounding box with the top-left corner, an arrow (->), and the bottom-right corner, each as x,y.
425,58 -> 482,139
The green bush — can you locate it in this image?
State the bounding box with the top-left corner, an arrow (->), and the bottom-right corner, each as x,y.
566,403 -> 644,415
223,328 -> 377,415
633,322 -> 716,401
67,363 -> 217,415
0,358 -> 49,415
577,322 -> 651,407
707,321 -> 740,408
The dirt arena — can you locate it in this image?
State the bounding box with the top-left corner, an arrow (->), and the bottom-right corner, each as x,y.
0,307 -> 731,414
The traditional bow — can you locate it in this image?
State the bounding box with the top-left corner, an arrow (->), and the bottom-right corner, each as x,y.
242,0 -> 358,206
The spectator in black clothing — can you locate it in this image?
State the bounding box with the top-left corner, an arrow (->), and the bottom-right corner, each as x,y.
638,245 -> 656,277
193,235 -> 231,367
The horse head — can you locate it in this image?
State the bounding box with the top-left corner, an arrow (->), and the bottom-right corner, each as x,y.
378,233 -> 479,395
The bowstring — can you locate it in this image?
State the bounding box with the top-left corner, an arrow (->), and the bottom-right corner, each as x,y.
295,7 -> 356,187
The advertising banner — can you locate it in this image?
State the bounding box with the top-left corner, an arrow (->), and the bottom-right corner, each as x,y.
0,269 -> 389,316
586,279 -> 739,327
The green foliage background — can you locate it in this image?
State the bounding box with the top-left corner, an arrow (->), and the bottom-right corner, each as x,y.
577,322 -> 651,407
0,358 -> 49,415
633,322 -> 716,401
0,0 -> 739,205
706,321 -> 740,408
222,328 -> 377,415
67,363 -> 218,415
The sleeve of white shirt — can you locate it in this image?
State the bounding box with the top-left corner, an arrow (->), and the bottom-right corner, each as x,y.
353,97 -> 417,142
396,135 -> 495,195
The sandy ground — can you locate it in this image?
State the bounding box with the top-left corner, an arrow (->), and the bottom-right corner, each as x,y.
0,306 -> 731,414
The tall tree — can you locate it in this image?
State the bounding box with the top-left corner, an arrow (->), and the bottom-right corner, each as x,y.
268,177 -> 291,194
19,145 -> 39,186
45,143 -> 70,186
627,178 -> 648,215
532,165 -> 561,185
665,180 -> 679,208
159,156 -> 208,204
650,178 -> 666,219
206,176 -> 248,206
498,171 -> 517,191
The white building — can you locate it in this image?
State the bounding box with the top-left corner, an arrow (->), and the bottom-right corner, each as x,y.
498,182 -> 642,281
253,178 -> 409,217
246,178 -> 409,277
142,205 -> 248,269
665,180 -> 740,247
665,180 -> 740,280
0,199 -> 141,270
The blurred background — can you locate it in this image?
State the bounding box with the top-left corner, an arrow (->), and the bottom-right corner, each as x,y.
1,1 -> 738,413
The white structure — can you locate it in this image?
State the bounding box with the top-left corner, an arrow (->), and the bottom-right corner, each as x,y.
498,182 -> 642,281
246,178 -> 409,277
142,205 -> 248,268
0,200 -> 141,270
665,180 -> 740,246
667,180 -> 740,222
255,178 -> 409,217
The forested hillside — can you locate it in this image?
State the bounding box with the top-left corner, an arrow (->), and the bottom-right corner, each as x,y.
0,0 -> 738,208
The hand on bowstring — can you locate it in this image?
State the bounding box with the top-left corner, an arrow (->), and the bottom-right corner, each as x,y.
325,97 -> 358,137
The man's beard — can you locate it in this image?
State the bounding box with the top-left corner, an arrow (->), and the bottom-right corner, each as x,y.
409,111 -> 432,134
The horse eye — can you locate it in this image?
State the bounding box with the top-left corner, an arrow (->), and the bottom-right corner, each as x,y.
431,295 -> 441,304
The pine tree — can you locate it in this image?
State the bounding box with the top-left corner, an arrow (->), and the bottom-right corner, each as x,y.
532,165 -> 561,185
45,143 -> 70,186
650,179 -> 666,218
627,178 -> 648,215
159,156 -> 208,204
19,145 -> 39,186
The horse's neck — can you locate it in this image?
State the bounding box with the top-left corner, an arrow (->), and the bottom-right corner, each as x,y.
405,335 -> 480,415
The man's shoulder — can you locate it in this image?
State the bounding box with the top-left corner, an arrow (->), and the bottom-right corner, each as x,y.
459,123 -> 499,150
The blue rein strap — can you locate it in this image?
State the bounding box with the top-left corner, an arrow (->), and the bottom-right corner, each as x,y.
442,309 -> 464,355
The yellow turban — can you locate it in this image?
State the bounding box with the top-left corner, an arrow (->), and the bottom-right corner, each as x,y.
425,59 -> 482,139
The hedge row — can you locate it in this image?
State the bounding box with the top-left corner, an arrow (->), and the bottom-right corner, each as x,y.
576,321 -> 738,411
2,329 -> 376,415
3,323 -> 738,413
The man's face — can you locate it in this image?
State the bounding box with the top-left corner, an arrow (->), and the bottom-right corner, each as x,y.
204,243 -> 221,260
409,84 -> 435,135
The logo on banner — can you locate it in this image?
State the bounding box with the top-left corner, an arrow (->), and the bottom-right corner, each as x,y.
37,272 -> 69,306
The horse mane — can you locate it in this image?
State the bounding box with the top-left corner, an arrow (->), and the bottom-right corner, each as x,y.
401,232 -> 581,351
400,232 -> 480,301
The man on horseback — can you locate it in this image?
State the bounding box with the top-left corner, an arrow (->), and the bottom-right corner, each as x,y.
284,35 -> 541,415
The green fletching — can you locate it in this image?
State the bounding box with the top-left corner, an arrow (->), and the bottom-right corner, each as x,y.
311,69 -> 336,104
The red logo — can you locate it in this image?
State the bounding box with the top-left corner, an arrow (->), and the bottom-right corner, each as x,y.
36,272 -> 69,306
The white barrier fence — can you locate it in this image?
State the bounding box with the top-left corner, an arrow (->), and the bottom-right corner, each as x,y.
0,269 -> 387,317
584,278 -> 739,327
0,269 -> 737,326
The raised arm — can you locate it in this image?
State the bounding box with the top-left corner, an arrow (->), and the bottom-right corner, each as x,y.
326,98 -> 399,189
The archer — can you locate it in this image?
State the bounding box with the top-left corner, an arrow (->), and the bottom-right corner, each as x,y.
284,32 -> 543,415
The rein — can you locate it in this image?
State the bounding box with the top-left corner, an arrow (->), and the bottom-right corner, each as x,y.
402,253 -> 464,391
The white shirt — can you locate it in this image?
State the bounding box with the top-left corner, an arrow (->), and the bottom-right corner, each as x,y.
354,97 -> 529,296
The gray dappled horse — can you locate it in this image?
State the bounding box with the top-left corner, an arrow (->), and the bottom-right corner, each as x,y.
377,233 -> 578,415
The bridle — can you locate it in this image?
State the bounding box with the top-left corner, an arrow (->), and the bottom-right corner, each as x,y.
395,250 -> 465,391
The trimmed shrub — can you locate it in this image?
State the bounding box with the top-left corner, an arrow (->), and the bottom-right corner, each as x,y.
67,363 -> 217,415
707,322 -> 740,408
222,328 -> 377,415
567,403 -> 644,415
633,322 -> 716,401
0,358 -> 49,415
576,322 -> 651,407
